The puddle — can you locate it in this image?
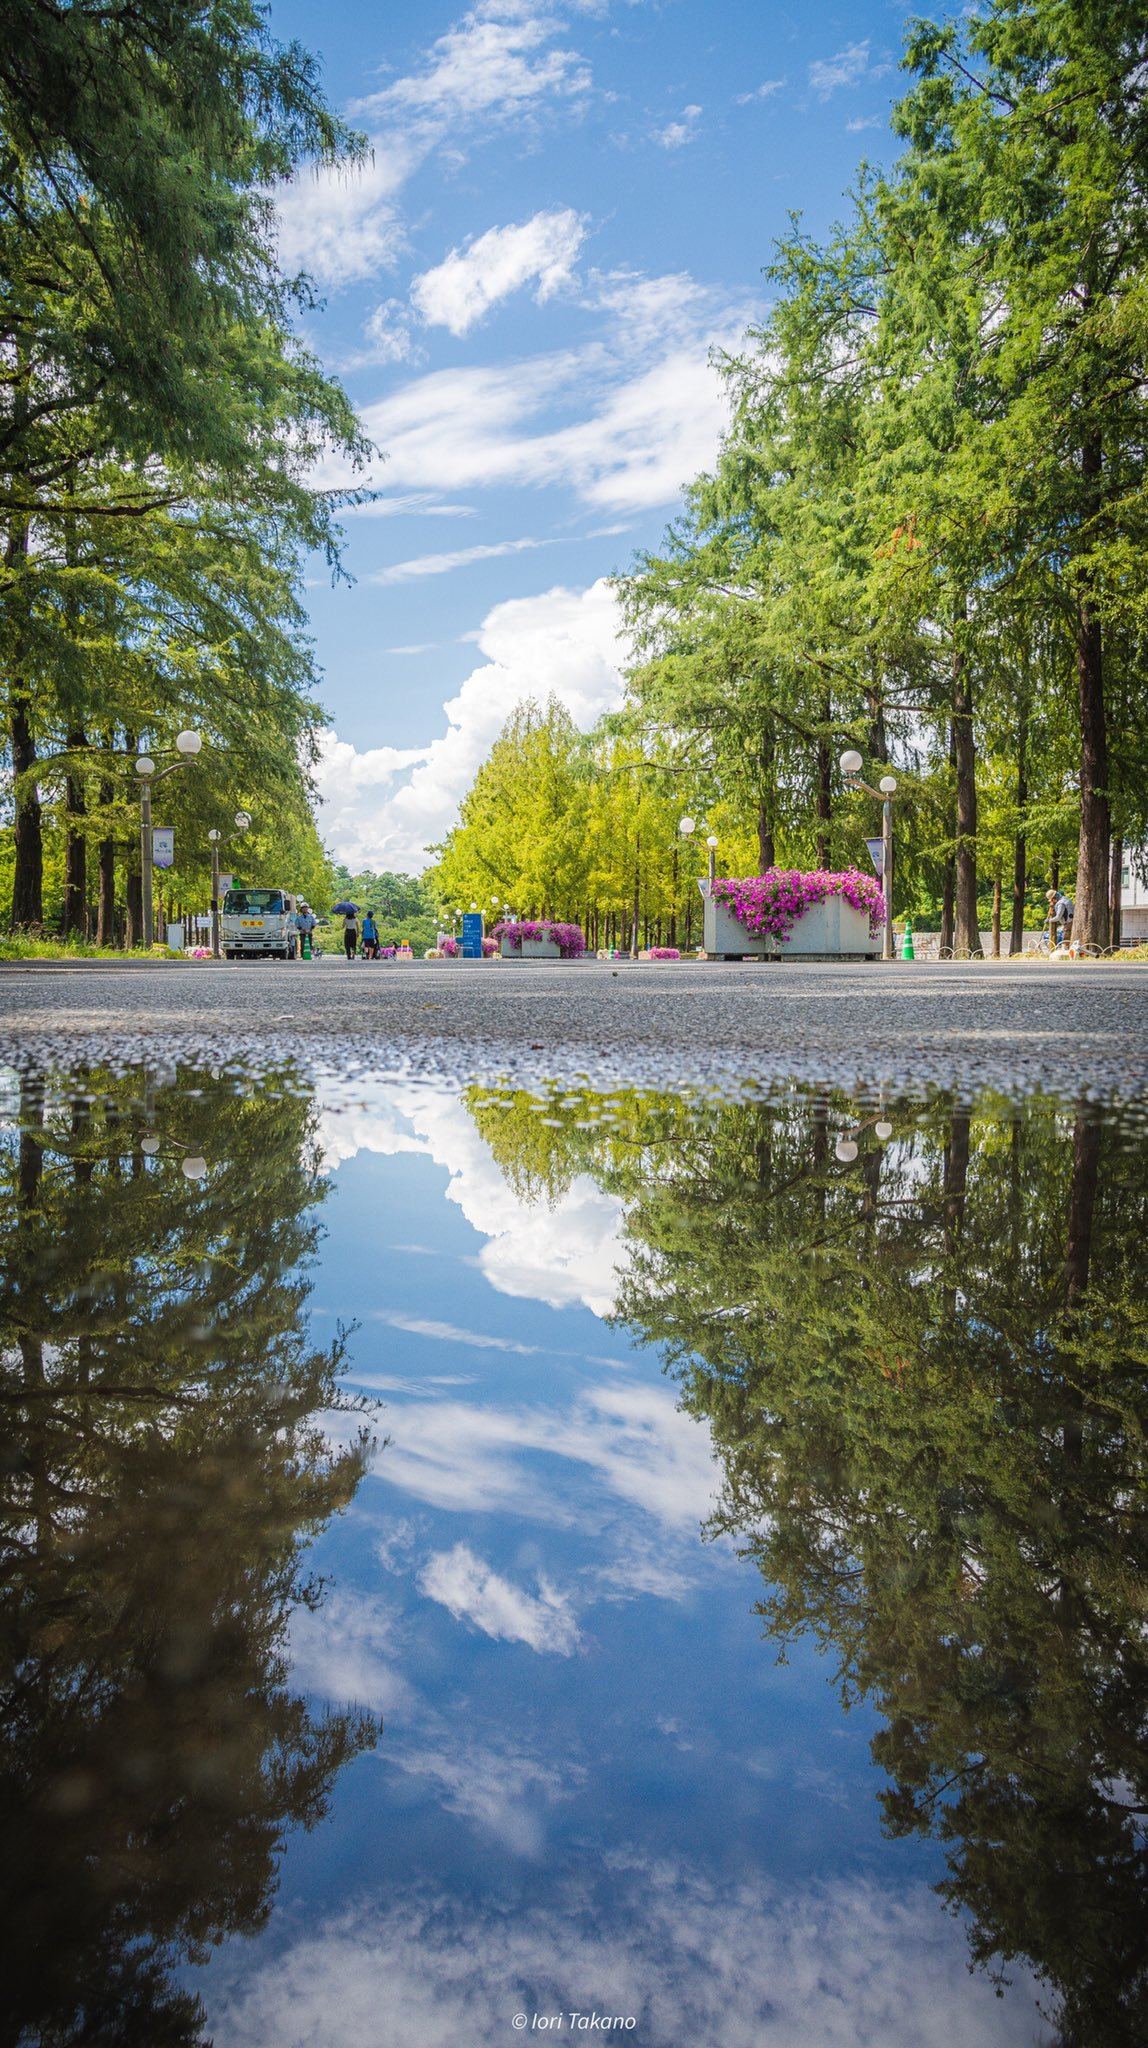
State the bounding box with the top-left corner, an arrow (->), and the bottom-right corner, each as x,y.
1,1064 -> 1144,2047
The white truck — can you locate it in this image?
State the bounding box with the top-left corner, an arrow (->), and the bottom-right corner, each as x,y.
221,887 -> 298,960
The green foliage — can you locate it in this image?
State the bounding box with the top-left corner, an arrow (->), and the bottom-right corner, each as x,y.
607,0 -> 1148,950
0,1063 -> 379,2042
429,697 -> 733,950
0,0 -> 372,938
463,1078 -> 1148,2044
328,866 -> 438,949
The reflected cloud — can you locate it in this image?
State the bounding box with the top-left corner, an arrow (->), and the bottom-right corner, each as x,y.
420,1542 -> 581,1654
374,1380 -> 717,1533
316,1082 -> 628,1320
376,1312 -> 543,1356
288,1588 -> 415,1717
388,1737 -> 583,1857
206,1857 -> 1040,2048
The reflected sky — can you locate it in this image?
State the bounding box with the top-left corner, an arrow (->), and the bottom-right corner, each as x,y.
5,1070 -> 1143,2046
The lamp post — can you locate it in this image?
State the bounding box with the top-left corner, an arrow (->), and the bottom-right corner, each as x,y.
134,729 -> 202,948
840,751 -> 898,961
705,832 -> 719,886
208,809 -> 251,959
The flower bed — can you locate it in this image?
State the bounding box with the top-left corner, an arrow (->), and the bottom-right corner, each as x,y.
648,946 -> 681,960
491,919 -> 586,958
482,936 -> 499,956
712,869 -> 884,945
437,934 -> 460,957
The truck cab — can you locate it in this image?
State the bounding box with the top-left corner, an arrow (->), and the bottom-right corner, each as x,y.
221,887 -> 297,959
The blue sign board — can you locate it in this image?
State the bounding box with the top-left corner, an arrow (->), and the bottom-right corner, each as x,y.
461,912 -> 484,959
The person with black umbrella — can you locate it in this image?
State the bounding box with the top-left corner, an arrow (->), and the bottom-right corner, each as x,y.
332,899 -> 359,961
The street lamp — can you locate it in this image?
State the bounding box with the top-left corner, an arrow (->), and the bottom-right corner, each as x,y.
207,810 -> 251,959
134,729 -> 203,948
705,832 -> 719,885
840,751 -> 899,962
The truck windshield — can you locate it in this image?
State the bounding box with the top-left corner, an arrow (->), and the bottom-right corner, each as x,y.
223,890 -> 286,913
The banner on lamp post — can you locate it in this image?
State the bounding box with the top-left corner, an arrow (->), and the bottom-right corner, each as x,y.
217,873 -> 233,896
865,837 -> 885,878
152,827 -> 174,870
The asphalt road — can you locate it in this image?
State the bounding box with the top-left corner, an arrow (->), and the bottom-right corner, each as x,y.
0,955 -> 1144,1099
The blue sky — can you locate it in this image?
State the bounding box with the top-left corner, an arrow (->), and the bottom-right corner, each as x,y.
266,0 -> 937,871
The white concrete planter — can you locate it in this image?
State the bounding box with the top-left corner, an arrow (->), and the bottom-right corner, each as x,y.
703,887 -> 879,959
501,936 -> 562,959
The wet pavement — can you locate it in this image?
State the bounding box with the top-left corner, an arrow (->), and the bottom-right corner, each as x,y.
0,955 -> 1144,1097
1,1058 -> 1144,2048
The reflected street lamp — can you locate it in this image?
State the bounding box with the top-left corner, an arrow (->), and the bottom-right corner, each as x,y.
840,751 -> 899,961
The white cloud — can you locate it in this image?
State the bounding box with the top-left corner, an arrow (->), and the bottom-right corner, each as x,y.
375,1312 -> 542,1357
376,1380 -> 717,1532
350,493 -> 476,520
371,536 -> 554,584
361,297 -> 422,364
809,40 -> 872,98
356,4 -> 593,122
412,207 -> 589,334
288,1587 -> 414,1717
311,268 -> 749,532
313,577 -> 626,871
736,79 -> 786,105
274,135 -> 417,288
846,114 -> 883,134
277,9 -> 595,291
205,1863 -> 1042,2048
343,269 -> 748,518
389,1737 -> 577,1853
420,1542 -> 581,1653
656,103 -> 702,149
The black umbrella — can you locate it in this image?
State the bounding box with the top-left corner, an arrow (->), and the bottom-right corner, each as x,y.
331,900 -> 359,916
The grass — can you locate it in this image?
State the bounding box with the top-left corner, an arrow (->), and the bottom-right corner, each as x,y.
0,935 -> 173,961
1110,942 -> 1148,962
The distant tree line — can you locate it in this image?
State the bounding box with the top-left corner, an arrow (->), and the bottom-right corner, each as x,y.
0,0 -> 370,941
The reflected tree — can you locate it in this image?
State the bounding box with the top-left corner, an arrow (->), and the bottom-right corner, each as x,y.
468,1082 -> 1148,2046
0,1067 -> 378,2047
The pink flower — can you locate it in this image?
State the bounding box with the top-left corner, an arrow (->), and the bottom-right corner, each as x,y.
712,869 -> 884,944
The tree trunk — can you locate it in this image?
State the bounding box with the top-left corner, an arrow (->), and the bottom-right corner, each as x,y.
991,867 -> 1002,957
952,604 -> 979,955
630,838 -> 640,956
126,864 -> 142,949
1009,702 -> 1028,956
62,727 -> 89,937
9,696 -> 43,930
97,830 -> 117,945
865,664 -> 888,763
1072,434 -> 1109,950
1108,836 -> 1122,951
816,693 -> 832,868
757,722 -> 776,872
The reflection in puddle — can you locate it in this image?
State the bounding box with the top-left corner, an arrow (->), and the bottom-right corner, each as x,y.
1,1068 -> 1144,2047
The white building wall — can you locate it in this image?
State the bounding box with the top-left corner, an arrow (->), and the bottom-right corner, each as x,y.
1119,847 -> 1148,941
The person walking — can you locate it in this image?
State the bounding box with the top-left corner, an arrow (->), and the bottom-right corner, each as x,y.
361,909 -> 379,959
1054,887 -> 1075,948
342,908 -> 359,961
